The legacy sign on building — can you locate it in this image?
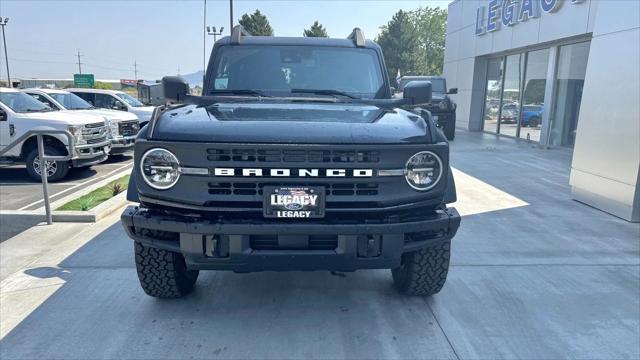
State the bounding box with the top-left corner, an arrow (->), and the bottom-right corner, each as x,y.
476,0 -> 585,35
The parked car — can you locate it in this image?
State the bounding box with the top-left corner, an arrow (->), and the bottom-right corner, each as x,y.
23,89 -> 139,155
67,88 -> 155,127
137,82 -> 164,106
500,103 -> 519,124
396,76 -> 458,140
0,88 -> 110,181
520,105 -> 543,127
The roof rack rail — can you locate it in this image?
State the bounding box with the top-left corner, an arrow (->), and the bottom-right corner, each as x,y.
230,25 -> 252,44
347,27 -> 365,47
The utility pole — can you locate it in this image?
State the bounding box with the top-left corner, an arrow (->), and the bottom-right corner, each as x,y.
229,0 -> 234,33
133,60 -> 138,80
0,17 -> 11,88
76,49 -> 83,74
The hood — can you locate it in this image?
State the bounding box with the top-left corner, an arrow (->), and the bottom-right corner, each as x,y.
152,102 -> 431,144
429,93 -> 447,102
73,109 -> 139,122
18,110 -> 106,126
130,106 -> 155,121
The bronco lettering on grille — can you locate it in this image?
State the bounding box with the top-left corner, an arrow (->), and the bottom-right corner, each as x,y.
213,168 -> 373,177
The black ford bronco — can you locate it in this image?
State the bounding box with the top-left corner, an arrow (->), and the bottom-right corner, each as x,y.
398,76 -> 458,140
121,26 -> 460,298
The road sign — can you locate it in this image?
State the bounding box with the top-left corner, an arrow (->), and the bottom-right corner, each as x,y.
74,74 -> 95,88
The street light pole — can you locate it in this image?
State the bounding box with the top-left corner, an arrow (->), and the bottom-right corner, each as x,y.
203,0 -> 207,81
207,26 -> 224,45
0,17 -> 11,88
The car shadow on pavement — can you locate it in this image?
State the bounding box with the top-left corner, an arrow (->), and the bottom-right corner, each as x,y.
0,221 -> 458,360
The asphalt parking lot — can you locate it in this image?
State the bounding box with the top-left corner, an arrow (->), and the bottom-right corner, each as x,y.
0,154 -> 133,211
1,130 -> 638,359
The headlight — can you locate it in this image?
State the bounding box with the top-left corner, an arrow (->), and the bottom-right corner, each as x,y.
438,101 -> 448,110
404,151 -> 443,191
140,148 -> 181,190
67,125 -> 85,144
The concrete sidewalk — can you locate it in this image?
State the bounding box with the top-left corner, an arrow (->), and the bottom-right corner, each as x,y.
1,130 -> 638,359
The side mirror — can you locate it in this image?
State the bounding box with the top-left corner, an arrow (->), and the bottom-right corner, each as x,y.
403,81 -> 432,106
447,87 -> 458,95
0,110 -> 6,121
163,76 -> 189,103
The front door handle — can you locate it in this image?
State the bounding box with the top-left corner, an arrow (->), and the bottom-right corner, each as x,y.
9,124 -> 15,136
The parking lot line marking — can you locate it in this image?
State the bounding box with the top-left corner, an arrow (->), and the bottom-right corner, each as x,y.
17,163 -> 133,211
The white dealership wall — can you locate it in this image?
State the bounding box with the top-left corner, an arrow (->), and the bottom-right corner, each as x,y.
444,0 -> 639,222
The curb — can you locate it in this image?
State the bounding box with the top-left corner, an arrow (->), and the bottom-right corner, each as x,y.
0,192 -> 130,224
53,191 -> 131,223
42,168 -> 132,212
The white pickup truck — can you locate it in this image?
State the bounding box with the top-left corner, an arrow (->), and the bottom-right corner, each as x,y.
67,88 -> 156,127
23,89 -> 139,155
0,88 -> 110,181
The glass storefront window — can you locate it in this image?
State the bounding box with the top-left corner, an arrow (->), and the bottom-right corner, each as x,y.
519,49 -> 550,142
549,41 -> 591,146
500,54 -> 524,138
483,58 -> 503,134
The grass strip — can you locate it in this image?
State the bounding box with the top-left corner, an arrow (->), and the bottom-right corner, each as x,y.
57,175 -> 130,211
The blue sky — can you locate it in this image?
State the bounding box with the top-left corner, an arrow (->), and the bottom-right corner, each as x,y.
0,0 -> 450,80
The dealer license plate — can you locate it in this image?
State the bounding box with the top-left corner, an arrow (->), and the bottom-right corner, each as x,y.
263,186 -> 325,219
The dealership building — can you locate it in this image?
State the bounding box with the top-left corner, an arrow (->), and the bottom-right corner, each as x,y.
444,0 -> 639,221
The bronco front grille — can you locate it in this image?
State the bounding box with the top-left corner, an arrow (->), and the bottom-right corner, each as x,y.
208,182 -> 379,196
206,148 -> 380,163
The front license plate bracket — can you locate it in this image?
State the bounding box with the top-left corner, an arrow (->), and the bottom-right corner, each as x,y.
263,186 -> 325,218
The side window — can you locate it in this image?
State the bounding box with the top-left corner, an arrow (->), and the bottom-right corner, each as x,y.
28,94 -> 56,109
75,92 -> 95,105
94,94 -> 120,109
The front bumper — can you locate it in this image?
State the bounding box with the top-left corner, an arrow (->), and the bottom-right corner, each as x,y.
71,143 -> 110,167
109,136 -> 136,154
121,205 -> 460,272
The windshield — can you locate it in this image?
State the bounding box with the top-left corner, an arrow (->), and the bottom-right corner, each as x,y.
50,92 -> 94,110
0,92 -> 52,113
115,93 -> 144,107
209,45 -> 385,99
399,78 -> 446,93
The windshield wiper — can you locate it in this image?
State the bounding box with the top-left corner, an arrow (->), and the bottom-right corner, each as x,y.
209,89 -> 271,97
290,88 -> 360,99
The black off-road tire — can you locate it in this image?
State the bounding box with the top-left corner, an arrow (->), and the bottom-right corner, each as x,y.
392,240 -> 451,296
25,147 -> 70,182
134,242 -> 199,298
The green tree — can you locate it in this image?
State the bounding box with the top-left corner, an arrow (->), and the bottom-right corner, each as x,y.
238,9 -> 274,36
93,81 -> 113,90
375,10 -> 421,85
303,21 -> 328,37
411,7 -> 447,75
